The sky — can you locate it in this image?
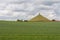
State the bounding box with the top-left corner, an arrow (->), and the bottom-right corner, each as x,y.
0,0 -> 60,21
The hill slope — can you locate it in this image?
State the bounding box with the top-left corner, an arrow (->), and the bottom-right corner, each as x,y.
29,14 -> 50,22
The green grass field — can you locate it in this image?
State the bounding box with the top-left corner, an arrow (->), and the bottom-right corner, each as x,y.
0,21 -> 60,40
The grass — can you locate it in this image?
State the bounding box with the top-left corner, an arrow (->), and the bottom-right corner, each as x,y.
0,21 -> 60,40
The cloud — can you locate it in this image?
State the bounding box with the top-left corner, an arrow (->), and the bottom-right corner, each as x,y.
0,0 -> 60,20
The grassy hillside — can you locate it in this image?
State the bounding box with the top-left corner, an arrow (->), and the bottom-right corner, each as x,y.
0,21 -> 60,40
29,14 -> 50,22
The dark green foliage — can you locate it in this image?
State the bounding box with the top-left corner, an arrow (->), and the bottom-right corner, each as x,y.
17,19 -> 23,22
24,20 -> 28,22
52,19 -> 56,21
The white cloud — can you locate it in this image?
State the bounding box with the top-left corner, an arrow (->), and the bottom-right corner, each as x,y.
0,0 -> 60,20
0,10 -> 8,16
39,10 -> 56,20
24,3 -> 35,11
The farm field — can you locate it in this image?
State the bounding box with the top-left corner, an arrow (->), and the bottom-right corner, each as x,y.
0,21 -> 60,40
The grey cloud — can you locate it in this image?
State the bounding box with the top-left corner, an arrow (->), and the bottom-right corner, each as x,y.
0,0 -> 60,20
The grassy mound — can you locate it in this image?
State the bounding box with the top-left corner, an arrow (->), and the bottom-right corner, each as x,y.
29,14 -> 50,22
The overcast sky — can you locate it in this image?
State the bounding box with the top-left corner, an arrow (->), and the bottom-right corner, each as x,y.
0,0 -> 60,21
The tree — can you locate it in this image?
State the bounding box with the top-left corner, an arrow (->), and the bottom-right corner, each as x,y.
52,19 -> 55,21
17,19 -> 23,22
24,20 -> 28,22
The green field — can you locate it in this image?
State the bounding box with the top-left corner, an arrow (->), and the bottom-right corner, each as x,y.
0,21 -> 60,40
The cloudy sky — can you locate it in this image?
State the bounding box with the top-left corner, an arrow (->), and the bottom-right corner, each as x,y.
0,0 -> 60,21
